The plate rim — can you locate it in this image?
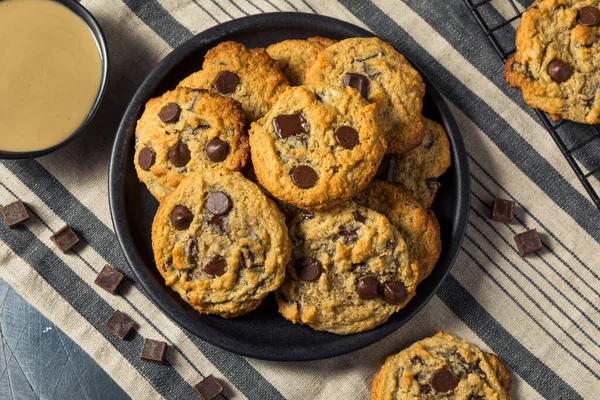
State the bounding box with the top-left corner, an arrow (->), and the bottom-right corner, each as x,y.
109,12 -> 470,361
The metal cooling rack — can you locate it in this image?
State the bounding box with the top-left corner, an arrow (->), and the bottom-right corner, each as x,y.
462,0 -> 600,209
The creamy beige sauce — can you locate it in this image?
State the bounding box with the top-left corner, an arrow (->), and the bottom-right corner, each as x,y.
0,0 -> 102,152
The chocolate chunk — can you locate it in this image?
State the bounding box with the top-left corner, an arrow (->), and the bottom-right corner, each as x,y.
214,71 -> 240,94
343,73 -> 369,98
356,276 -> 381,299
291,165 -> 317,188
339,226 -> 358,245
547,60 -> 572,83
238,252 -> 247,268
138,147 -> 155,171
140,338 -> 167,364
300,211 -> 315,221
514,229 -> 543,256
94,264 -> 124,295
420,384 -> 432,394
273,113 -> 308,139
193,375 -> 223,400
204,255 -> 227,276
383,281 -> 407,304
491,198 -> 515,222
430,367 -> 457,392
578,6 -> 600,26
1,200 -> 29,228
168,142 -> 191,167
353,210 -> 366,224
50,225 -> 80,253
187,238 -> 198,265
206,192 -> 232,215
171,205 -> 193,230
208,215 -> 224,231
205,139 -> 229,162
296,257 -> 322,281
158,103 -> 181,123
412,356 -> 425,365
105,310 -> 134,340
334,126 -> 359,149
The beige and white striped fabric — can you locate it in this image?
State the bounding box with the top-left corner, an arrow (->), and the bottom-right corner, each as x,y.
1,0 -> 600,399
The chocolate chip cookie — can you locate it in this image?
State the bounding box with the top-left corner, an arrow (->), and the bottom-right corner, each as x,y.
370,332 -> 512,400
134,87 -> 249,200
151,169 -> 291,318
355,180 -> 442,283
505,0 -> 600,123
304,37 -> 425,154
249,84 -> 387,211
392,118 -> 451,208
178,41 -> 289,122
266,37 -> 337,86
276,202 -> 419,334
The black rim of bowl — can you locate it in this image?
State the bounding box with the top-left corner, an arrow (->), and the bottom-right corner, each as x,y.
109,12 -> 470,361
0,0 -> 109,160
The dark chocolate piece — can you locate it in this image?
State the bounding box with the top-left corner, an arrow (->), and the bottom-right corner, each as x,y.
214,71 -> 240,95
187,238 -> 198,265
338,226 -> 358,245
140,338 -> 167,364
158,103 -> 181,123
94,264 -> 124,295
514,229 -> 543,256
578,6 -> 600,26
168,142 -> 191,167
273,113 -> 308,139
204,255 -> 227,277
206,192 -> 232,215
138,147 -> 155,171
343,73 -> 369,98
356,276 -> 380,299
296,257 -> 322,281
205,139 -> 229,162
291,165 -> 317,189
50,225 -> 80,253
491,198 -> 515,222
300,212 -> 314,221
171,205 -> 193,230
105,310 -> 134,340
334,126 -> 359,149
547,60 -> 572,83
383,281 -> 406,304
353,210 -> 366,224
1,200 -> 29,228
430,367 -> 457,392
193,375 -> 223,400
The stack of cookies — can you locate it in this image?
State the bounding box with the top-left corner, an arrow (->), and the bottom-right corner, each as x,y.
134,37 -> 451,335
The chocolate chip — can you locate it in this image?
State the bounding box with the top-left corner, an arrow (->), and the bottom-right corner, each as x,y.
291,165 -> 317,188
94,264 -> 124,295
105,310 -> 134,340
412,356 -> 425,365
491,198 -> 515,222
158,103 -> 181,123
205,138 -> 229,162
300,211 -> 315,221
214,71 -> 240,94
578,6 -> 600,26
296,257 -> 322,281
168,142 -> 191,167
171,205 -> 193,230
514,229 -> 543,256
353,210 -> 366,224
50,225 -> 80,253
1,200 -> 29,228
140,339 -> 167,364
206,192 -> 232,215
138,147 -> 155,171
193,375 -> 223,400
334,126 -> 359,149
208,215 -> 224,231
273,113 -> 308,139
204,255 -> 227,276
547,59 -> 572,83
430,368 -> 457,392
383,281 -> 407,304
339,226 -> 358,245
187,238 -> 198,265
420,384 -> 432,394
239,252 -> 247,268
356,276 -> 380,299
343,73 -> 369,98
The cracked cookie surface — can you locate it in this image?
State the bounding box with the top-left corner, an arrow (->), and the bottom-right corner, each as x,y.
134,87 -> 249,200
151,169 -> 291,317
276,202 -> 419,334
370,332 -> 512,400
249,84 -> 386,211
504,0 -> 600,123
305,37 -> 425,154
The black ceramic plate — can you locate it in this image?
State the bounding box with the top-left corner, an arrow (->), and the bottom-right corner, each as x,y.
109,13 -> 470,361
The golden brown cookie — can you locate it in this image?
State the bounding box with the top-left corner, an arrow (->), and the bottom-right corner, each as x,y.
355,180 -> 442,283
151,169 -> 291,318
249,84 -> 386,211
134,87 -> 249,200
266,37 -> 337,85
178,41 -> 289,122
370,332 -> 512,399
305,37 -> 425,154
504,0 -> 600,123
392,118 -> 451,208
276,202 -> 419,335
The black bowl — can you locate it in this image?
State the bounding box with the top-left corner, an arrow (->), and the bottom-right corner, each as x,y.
0,0 -> 109,159
109,13 -> 470,361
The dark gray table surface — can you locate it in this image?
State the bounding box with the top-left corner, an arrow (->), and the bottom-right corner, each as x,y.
0,278 -> 129,400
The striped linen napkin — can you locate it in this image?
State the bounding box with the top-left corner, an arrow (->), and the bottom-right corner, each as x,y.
1,0 -> 599,399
